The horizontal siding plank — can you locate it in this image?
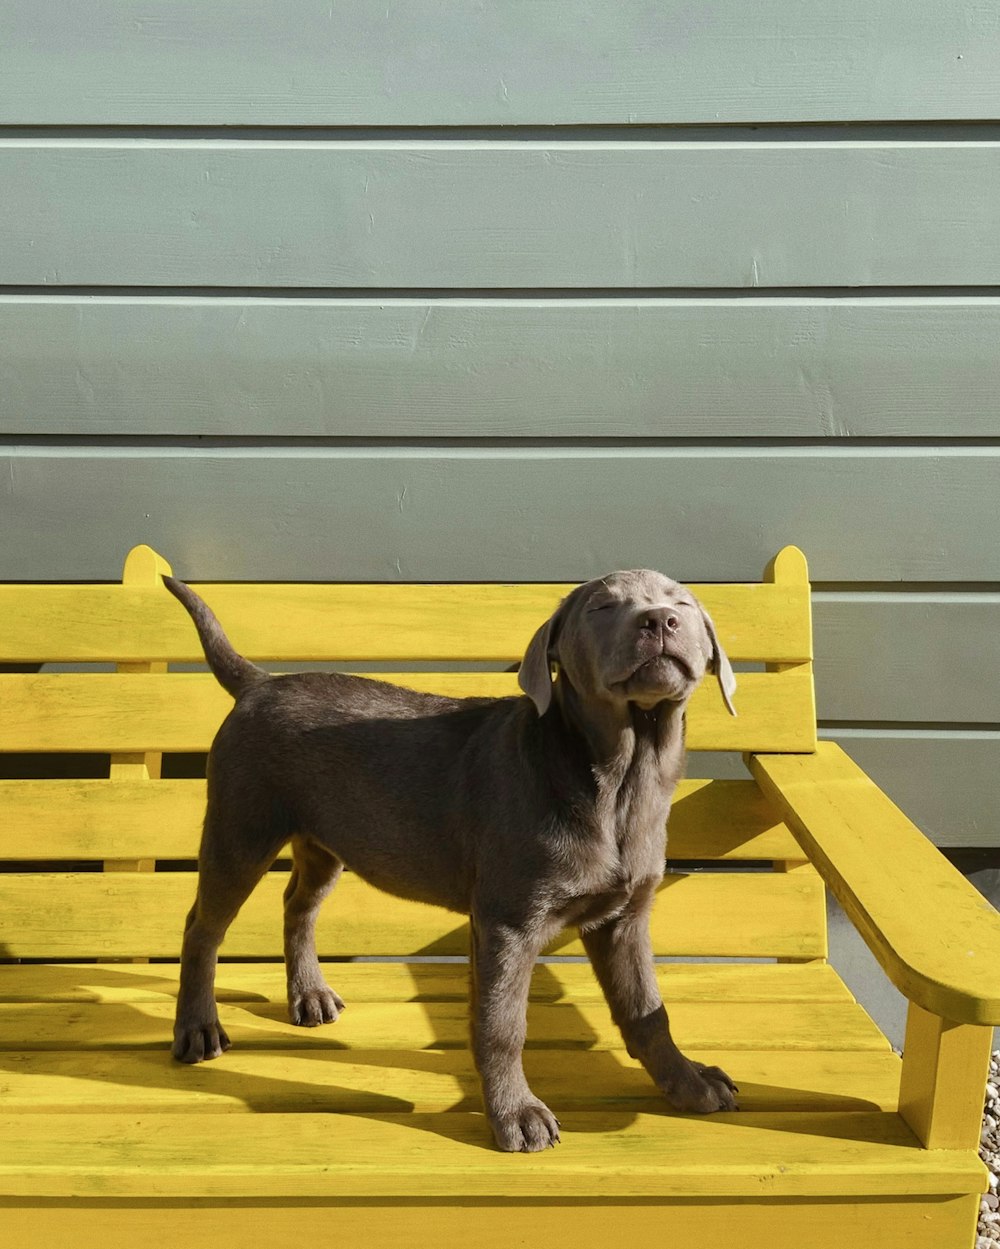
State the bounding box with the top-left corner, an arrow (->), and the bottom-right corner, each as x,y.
0,961 -> 853,1005
0,778 -> 802,862
0,449 -> 997,582
0,581 -> 811,664
4,142 -> 1000,287
0,1111 -> 980,1199
0,1048 -> 900,1115
826,734 -> 1000,851
0,669 -> 817,754
3,1 -> 998,125
814,598 -> 1000,723
6,296 -> 1000,439
0,870 -> 828,960
0,998 -> 885,1053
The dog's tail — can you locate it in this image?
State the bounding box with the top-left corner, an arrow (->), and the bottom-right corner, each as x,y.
162,576 -> 267,699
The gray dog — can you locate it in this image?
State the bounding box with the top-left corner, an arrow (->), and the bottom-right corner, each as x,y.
164,569 -> 739,1151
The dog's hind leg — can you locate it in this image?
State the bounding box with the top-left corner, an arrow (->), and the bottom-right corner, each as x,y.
284,834 -> 346,1026
172,805 -> 281,1064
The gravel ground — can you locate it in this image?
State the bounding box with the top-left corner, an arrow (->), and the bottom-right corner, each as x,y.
979,1052 -> 1000,1249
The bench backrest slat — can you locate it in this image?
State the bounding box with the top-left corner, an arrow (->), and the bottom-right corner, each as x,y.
0,668 -> 815,754
0,581 -> 811,665
0,870 -> 826,962
0,778 -> 804,863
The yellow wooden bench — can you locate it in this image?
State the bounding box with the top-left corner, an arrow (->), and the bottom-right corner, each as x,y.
1,544 -> 998,1249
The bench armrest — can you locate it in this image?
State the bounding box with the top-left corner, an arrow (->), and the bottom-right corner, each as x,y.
750,742 -> 1000,1026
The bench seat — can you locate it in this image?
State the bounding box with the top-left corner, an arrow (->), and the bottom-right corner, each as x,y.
0,961 -> 894,1111
0,959 -> 973,1245
2,544 -> 998,1249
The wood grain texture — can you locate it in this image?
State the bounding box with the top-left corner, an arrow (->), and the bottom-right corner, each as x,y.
2,0 -> 998,125
0,1047 -> 901,1114
4,141 -> 1000,287
0,960 -> 855,1005
6,296 -> 1000,438
107,541 -> 169,877
0,1110 -> 984,1199
0,1197 -> 982,1249
0,868 -> 828,960
0,580 -> 811,664
2,448 -> 998,582
0,777 -> 803,862
751,743 -> 1000,1025
0,668 -> 816,754
898,1002 -> 996,1149
0,997 -> 884,1053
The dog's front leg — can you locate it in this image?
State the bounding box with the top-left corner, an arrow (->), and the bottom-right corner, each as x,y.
469,915 -> 560,1152
581,885 -> 738,1113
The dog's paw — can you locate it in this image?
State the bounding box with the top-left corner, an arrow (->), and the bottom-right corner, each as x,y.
172,1020 -> 231,1064
289,985 -> 345,1027
489,1100 -> 562,1152
660,1058 -> 738,1113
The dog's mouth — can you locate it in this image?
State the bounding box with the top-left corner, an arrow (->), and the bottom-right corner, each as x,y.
629,652 -> 694,683
614,651 -> 696,706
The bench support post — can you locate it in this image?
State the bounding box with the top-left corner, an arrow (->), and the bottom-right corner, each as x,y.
105,544 -> 173,876
898,999 -> 994,1149
763,548 -> 826,964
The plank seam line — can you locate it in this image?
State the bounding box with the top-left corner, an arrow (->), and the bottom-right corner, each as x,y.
5,122 -> 1000,142
4,440 -> 1000,456
4,285 -> 1000,300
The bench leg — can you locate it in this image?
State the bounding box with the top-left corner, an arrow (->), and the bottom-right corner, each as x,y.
898,999 -> 994,1150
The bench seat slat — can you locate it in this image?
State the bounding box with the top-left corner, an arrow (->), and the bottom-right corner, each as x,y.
0,870 -> 828,961
0,668 -> 817,753
0,1110 -> 983,1199
0,582 -> 811,665
0,961 -> 853,1006
0,998 -> 887,1054
0,1048 -> 901,1115
0,778 -> 804,862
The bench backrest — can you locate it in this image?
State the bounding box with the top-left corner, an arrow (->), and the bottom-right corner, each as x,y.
0,545 -> 824,965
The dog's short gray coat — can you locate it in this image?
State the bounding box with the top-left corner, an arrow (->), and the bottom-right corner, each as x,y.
165,569 -> 739,1151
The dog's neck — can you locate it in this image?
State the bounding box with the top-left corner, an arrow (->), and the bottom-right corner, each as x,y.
550,675 -> 687,797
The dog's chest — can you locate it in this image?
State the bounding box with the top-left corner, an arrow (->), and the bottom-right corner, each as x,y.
550,753 -> 673,929
550,810 -> 666,930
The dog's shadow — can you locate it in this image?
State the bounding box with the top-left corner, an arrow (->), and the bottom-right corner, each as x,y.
0,917 -> 884,1158
1,934 -> 639,1153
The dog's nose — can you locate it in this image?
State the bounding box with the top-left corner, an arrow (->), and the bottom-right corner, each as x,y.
639,607 -> 680,635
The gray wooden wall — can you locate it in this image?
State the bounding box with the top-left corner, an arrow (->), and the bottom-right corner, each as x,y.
1,1 -> 998,847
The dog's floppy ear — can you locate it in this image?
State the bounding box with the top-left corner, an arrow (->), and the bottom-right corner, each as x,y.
518,604 -> 565,717
700,607 -> 737,717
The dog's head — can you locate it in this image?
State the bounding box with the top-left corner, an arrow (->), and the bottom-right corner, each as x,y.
518,570 -> 736,719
